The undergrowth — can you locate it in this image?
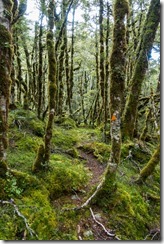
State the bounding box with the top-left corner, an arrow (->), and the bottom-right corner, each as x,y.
0,108 -> 160,240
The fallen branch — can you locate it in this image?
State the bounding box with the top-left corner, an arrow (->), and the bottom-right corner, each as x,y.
89,208 -> 120,240
0,199 -> 38,239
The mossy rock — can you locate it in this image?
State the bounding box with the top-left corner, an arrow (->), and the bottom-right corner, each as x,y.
80,142 -> 111,163
52,126 -> 79,150
54,116 -> 76,129
9,109 -> 45,137
41,158 -> 89,199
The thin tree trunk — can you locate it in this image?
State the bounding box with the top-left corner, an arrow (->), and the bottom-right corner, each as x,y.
33,0 -> 56,172
135,144 -> 160,184
122,0 -> 160,140
37,14 -> 44,119
80,0 -> 129,204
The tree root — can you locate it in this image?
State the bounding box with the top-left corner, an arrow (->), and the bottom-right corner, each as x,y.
89,207 -> 120,240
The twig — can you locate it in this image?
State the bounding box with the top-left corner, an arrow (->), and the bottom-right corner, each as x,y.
89,207 -> 120,240
0,199 -> 38,239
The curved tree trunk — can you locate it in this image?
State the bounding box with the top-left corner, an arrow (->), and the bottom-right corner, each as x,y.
122,0 -> 160,140
135,144 -> 160,184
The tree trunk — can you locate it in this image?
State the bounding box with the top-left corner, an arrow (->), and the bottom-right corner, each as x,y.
0,1 -> 14,177
82,0 -> 129,204
33,0 -> 56,172
122,0 -> 160,140
37,13 -> 44,119
135,144 -> 160,184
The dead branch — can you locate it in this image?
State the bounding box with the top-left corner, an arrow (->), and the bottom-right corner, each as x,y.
0,199 -> 38,239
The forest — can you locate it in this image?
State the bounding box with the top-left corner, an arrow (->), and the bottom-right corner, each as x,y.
0,0 -> 160,241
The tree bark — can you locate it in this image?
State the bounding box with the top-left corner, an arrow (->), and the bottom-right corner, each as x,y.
82,0 -> 129,202
33,0 -> 56,172
122,0 -> 160,140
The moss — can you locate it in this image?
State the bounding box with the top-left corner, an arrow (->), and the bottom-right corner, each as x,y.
80,142 -> 111,163
2,0 -> 13,22
52,126 -> 79,150
0,24 -> 12,82
41,158 -> 89,199
54,116 -> 77,129
0,178 -> 6,198
32,144 -> 45,173
0,160 -> 8,177
136,144 -> 160,183
9,108 -> 45,136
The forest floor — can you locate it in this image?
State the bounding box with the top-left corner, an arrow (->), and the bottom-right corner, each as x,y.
0,108 -> 160,240
52,148 -> 113,240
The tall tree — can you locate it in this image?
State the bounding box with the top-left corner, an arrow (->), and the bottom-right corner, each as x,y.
0,0 -> 27,177
33,0 -> 57,171
122,0 -> 160,139
80,0 -> 129,205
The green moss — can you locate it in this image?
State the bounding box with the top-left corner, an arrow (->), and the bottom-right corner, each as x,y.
52,126 -> 79,150
0,160 -> 8,177
9,108 -> 45,137
54,116 -> 77,129
40,157 -> 89,198
80,142 -> 111,163
136,145 -> 160,183
32,144 -> 45,173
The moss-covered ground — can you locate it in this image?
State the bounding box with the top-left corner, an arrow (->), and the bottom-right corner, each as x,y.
0,108 -> 160,240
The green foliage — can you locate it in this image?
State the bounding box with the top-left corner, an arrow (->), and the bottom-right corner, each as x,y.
4,171 -> 23,198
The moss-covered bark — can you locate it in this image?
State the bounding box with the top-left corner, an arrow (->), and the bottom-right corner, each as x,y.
89,0 -> 129,201
37,13 -> 44,119
0,1 -> 13,177
139,108 -> 151,141
33,0 -> 56,171
122,0 -> 160,140
136,144 -> 160,184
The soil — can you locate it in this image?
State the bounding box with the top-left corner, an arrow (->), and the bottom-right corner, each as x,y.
52,148 -> 118,240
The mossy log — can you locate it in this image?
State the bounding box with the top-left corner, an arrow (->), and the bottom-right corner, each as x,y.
135,144 -> 160,184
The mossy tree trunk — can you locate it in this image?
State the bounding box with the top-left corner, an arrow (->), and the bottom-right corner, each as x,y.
135,144 -> 160,184
99,0 -> 105,110
83,0 -> 129,204
37,12 -> 44,119
122,0 -> 160,140
0,0 -> 27,177
105,0 -> 128,179
103,0 -> 110,142
0,0 -> 13,177
33,0 -> 56,172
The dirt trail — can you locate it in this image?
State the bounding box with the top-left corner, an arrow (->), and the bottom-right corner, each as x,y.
78,149 -> 106,190
52,149 -> 115,241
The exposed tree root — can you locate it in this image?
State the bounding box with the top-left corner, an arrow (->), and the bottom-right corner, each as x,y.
89,207 -> 121,240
